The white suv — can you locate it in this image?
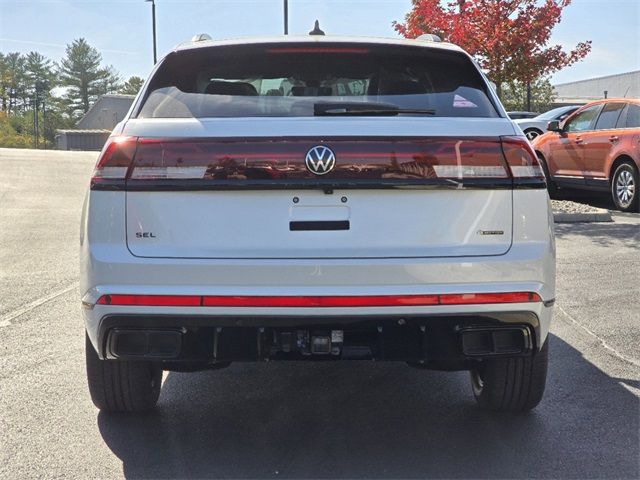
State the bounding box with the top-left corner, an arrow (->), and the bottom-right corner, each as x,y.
81,34 -> 555,413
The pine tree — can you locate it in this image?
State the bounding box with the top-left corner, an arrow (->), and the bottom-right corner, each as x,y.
24,51 -> 55,118
118,76 -> 145,96
0,52 -> 27,114
25,52 -> 55,94
58,38 -> 121,117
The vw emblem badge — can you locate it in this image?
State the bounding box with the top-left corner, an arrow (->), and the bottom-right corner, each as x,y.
305,145 -> 336,175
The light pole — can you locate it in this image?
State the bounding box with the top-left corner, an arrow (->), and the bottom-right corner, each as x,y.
42,97 -> 46,149
145,0 -> 157,64
283,0 -> 288,34
32,93 -> 38,149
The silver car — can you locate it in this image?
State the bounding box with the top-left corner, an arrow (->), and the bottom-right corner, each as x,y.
516,105 -> 581,141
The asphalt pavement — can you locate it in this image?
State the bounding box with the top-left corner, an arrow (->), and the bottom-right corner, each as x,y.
0,148 -> 638,479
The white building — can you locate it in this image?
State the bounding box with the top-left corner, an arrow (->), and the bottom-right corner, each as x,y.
56,94 -> 135,150
553,70 -> 640,105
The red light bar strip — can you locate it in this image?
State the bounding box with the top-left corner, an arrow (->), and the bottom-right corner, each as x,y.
202,295 -> 440,307
97,295 -> 201,306
438,292 -> 539,305
266,48 -> 370,54
96,292 -> 541,307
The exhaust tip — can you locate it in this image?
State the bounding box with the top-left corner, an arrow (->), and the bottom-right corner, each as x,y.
459,326 -> 532,357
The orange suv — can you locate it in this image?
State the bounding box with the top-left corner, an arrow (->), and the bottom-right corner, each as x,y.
533,98 -> 640,211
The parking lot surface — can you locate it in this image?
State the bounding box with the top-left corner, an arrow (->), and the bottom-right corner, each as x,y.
1,148 -> 638,479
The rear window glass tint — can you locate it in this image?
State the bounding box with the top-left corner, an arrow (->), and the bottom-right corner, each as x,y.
595,103 -> 625,130
136,43 -> 499,119
626,104 -> 640,128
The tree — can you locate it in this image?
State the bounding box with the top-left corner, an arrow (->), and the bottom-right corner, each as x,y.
0,52 -> 27,114
24,51 -> 55,95
95,65 -> 122,97
394,0 -> 591,98
119,76 -> 145,96
21,52 -> 56,148
58,38 -> 121,117
501,77 -> 556,112
0,111 -> 32,148
0,53 -> 10,112
24,51 -> 55,124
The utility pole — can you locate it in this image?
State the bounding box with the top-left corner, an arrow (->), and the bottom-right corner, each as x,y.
33,89 -> 39,149
42,98 -> 46,149
284,0 -> 288,34
146,0 -> 157,63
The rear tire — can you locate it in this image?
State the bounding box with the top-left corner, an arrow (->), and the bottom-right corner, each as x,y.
85,333 -> 162,412
470,340 -> 548,412
611,161 -> 638,212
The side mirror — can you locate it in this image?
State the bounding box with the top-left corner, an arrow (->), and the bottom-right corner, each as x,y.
547,120 -> 562,132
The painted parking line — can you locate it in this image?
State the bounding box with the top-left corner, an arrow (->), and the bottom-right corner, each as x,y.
0,283 -> 78,327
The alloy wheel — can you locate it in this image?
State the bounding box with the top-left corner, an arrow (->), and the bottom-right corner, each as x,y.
525,129 -> 541,141
615,168 -> 636,208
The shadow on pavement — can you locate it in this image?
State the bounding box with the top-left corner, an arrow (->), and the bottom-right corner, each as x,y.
553,189 -> 615,211
555,221 -> 640,249
98,334 -> 639,479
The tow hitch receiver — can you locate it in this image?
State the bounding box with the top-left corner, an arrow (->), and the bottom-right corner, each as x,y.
311,335 -> 332,354
275,329 -> 344,356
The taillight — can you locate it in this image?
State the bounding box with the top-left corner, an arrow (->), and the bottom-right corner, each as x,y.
89,137 -> 548,190
129,139 -> 212,180
125,138 -> 513,183
91,136 -> 137,189
430,139 -> 509,179
501,136 -> 545,181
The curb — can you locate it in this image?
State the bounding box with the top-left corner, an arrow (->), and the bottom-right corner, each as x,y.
553,210 -> 612,223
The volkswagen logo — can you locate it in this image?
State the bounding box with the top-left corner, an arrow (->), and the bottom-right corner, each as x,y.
305,145 -> 336,175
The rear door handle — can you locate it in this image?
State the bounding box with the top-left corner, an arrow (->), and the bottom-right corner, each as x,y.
609,136 -> 619,143
574,137 -> 584,144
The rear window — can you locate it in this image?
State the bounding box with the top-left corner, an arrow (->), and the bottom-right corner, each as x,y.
626,104 -> 640,128
136,42 -> 499,119
594,102 -> 625,130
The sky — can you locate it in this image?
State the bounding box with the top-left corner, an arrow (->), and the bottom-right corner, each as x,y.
0,0 -> 638,85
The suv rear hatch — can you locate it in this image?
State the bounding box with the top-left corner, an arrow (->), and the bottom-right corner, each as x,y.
91,41 -> 543,259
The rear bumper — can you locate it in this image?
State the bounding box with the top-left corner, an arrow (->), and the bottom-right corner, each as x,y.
86,306 -> 552,370
81,189 -> 555,368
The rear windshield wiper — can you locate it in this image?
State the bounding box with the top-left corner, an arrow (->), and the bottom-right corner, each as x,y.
314,102 -> 436,116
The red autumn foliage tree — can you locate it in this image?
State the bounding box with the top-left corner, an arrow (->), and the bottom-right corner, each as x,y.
394,0 -> 591,97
